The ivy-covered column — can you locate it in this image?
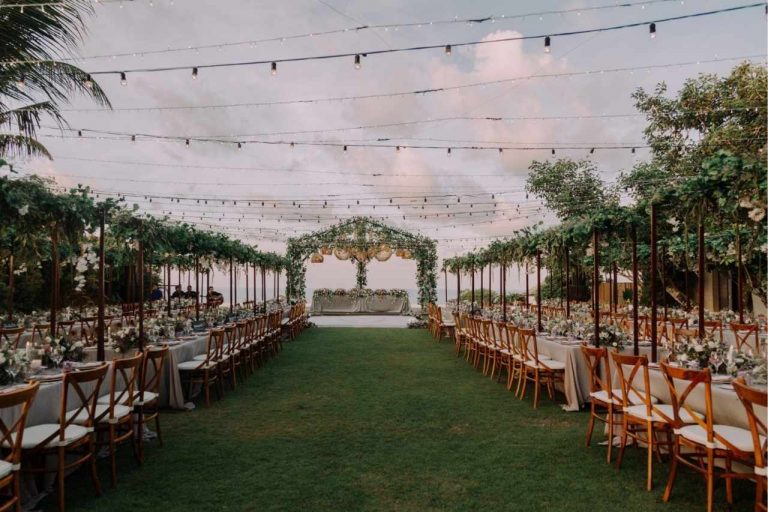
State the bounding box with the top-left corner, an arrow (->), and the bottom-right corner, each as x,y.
355,260 -> 367,289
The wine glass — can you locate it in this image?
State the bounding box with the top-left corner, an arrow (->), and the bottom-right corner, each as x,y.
7,360 -> 19,384
50,350 -> 63,369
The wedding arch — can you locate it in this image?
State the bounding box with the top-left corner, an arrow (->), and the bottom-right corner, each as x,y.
285,217 -> 438,309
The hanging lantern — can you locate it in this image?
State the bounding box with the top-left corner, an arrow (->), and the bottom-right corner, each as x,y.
401,249 -> 413,260
310,253 -> 324,263
366,246 -> 377,258
395,248 -> 404,258
320,246 -> 332,255
334,248 -> 350,261
354,249 -> 369,262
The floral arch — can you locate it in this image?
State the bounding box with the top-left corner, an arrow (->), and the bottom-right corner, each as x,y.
285,217 -> 438,309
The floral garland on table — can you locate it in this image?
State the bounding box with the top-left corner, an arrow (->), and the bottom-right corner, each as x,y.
673,336 -> 729,371
312,288 -> 409,300
595,324 -> 629,350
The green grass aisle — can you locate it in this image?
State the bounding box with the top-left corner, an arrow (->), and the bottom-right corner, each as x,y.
50,328 -> 752,511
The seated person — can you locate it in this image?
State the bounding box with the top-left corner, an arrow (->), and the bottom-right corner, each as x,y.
185,285 -> 198,299
171,285 -> 185,299
149,285 -> 163,301
207,287 -> 224,306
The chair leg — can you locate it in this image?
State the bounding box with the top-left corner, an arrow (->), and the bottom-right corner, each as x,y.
109,425 -> 118,488
585,404 -> 596,447
616,424 -> 628,470
13,473 -> 21,512
646,425 -> 654,491
155,412 -> 163,447
606,406 -> 614,464
662,441 -> 679,502
706,449 -> 715,512
89,440 -> 102,497
725,457 -> 734,505
57,446 -> 66,512
203,373 -> 211,407
533,370 -> 540,409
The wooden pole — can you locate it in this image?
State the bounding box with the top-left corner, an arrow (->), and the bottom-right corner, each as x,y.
525,264 -> 530,309
229,257 -> 234,314
470,269 -> 475,308
245,264 -> 249,303
479,267 -> 484,309
7,252 -> 13,322
593,228 -> 600,347
613,262 -> 618,314
488,263 -> 492,306
736,225 -> 744,323
536,249 -> 542,332
502,262 -> 507,322
444,269 -> 448,304
166,262 -> 172,314
698,210 -> 705,338
195,257 -> 200,320
565,245 -> 570,318
660,244 -> 667,319
456,271 -> 461,306
650,204 -> 658,362
97,208 -> 106,361
252,263 -> 257,313
50,223 -> 59,338
632,228 -> 639,356
138,226 -> 145,352
234,263 -> 238,307
261,266 -> 266,313
276,270 -> 280,302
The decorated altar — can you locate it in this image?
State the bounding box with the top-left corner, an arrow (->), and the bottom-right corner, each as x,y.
311,288 -> 411,315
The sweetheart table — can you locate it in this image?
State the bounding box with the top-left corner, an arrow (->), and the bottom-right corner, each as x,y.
311,293 -> 411,315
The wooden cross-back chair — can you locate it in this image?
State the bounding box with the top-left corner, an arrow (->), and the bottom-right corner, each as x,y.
220,325 -> 238,390
660,363 -> 755,512
21,363 -> 108,512
611,353 -> 677,492
92,353 -> 143,487
135,346 -> 169,462
56,321 -> 76,339
179,329 -> 224,407
451,311 -> 466,357
503,323 -> 523,393
580,345 -> 621,464
702,320 -> 723,341
488,320 -> 510,382
0,382 -> 39,512
32,323 -> 50,345
79,317 -> 98,346
732,377 -> 768,512
0,327 -> 24,350
730,323 -> 760,354
518,328 -> 565,409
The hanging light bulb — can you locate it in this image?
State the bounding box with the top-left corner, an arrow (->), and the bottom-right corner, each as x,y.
544,36 -> 551,53
551,148 -> 555,155
447,147 -> 452,156
78,130 -> 83,137
354,54 -> 361,69
649,23 -> 656,38
271,62 -> 277,76
631,147 -> 636,154
131,135 -> 136,142
590,148 -> 595,154
445,44 -> 452,55
237,142 -> 242,150
84,74 -> 93,89
498,148 -> 503,154
15,75 -> 25,88
192,67 -> 198,79
120,72 -> 127,86
185,138 -> 190,147
343,145 -> 347,151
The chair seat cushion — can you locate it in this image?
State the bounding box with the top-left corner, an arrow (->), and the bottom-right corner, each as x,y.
19,424 -> 92,449
178,360 -> 216,371
0,460 -> 12,479
66,404 -> 132,425
676,424 -> 761,452
524,359 -> 566,370
98,391 -> 158,406
589,389 -> 621,406
624,404 -> 699,424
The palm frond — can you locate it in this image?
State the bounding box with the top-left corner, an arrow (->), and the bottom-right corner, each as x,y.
0,101 -> 65,138
0,134 -> 52,160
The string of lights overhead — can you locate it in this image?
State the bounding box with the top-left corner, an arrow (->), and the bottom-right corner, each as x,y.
0,0 -> 684,63
74,4 -> 763,82
53,54 -> 764,113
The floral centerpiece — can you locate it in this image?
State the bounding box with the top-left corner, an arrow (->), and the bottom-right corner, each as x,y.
0,343 -> 29,385
595,324 -> 629,350
110,327 -> 140,354
544,318 -> 574,337
673,335 -> 728,371
47,334 -> 85,364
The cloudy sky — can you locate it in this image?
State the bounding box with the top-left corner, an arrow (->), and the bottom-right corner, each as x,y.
11,0 -> 767,298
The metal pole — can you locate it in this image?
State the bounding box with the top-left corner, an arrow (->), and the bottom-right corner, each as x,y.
650,204 -> 658,362
261,266 -> 266,313
97,208 -> 106,361
252,263 -> 257,313
525,264 -> 530,309
456,271 -> 461,306
613,262 -> 618,314
632,228 -> 639,356
698,210 -> 705,338
593,228 -> 600,347
276,270 -> 280,302
660,244 -> 667,319
479,267 -> 484,308
245,264 -> 249,303
166,262 -> 171,314
6,252 -> 13,321
470,269 -> 475,307
444,269 -> 448,304
234,262 -> 238,307
536,249 -> 542,332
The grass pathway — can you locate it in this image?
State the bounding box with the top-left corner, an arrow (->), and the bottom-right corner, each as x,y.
50,328 -> 753,511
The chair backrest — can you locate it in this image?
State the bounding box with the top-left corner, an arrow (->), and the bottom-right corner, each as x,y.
702,320 -> 723,341
0,382 -> 39,468
56,363 -> 109,444
504,324 -> 519,357
518,328 -> 539,363
80,316 -> 98,345
732,377 -> 767,476
236,321 -> 249,349
580,345 -> 611,395
492,321 -> 507,350
480,319 -> 493,347
610,352 -> 656,416
204,329 -> 225,364
140,346 -> 169,400
224,325 -> 237,355
32,323 -> 50,344
56,320 -> 76,337
105,353 -> 144,419
659,362 -> 711,428
673,327 -> 699,344
730,323 -> 760,353
0,326 -> 25,349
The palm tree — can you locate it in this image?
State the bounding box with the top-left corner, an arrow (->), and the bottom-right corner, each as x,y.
0,0 -> 110,159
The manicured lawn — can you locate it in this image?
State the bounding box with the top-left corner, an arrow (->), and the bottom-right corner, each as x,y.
48,328 -> 753,511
